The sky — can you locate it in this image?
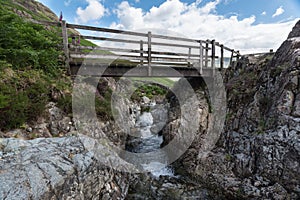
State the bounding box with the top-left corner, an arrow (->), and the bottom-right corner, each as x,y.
36,0 -> 300,54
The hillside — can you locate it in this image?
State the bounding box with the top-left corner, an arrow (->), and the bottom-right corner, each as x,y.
0,0 -> 70,131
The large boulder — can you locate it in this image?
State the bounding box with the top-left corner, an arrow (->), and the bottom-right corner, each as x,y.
0,135 -> 134,199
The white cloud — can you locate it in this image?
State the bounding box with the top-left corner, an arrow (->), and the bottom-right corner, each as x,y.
75,0 -> 108,23
272,6 -> 284,18
199,0 -> 220,14
135,0 -> 140,3
261,11 -> 266,16
64,0 -> 72,7
110,0 -> 298,53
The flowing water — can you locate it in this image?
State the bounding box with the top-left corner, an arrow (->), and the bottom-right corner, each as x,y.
125,103 -> 211,200
126,110 -> 174,177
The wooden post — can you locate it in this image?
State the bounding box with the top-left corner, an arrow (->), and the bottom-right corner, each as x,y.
229,50 -> 234,67
199,41 -> 203,74
211,40 -> 216,69
205,40 -> 209,68
72,36 -> 76,45
140,40 -> 144,67
211,40 -> 216,77
236,51 -> 240,62
61,20 -> 70,74
220,44 -> 224,69
147,31 -> 152,76
188,47 -> 191,67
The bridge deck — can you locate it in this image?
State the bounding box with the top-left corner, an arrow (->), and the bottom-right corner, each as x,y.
69,62 -> 217,77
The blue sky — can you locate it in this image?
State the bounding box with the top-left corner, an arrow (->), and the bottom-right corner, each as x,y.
37,0 -> 300,53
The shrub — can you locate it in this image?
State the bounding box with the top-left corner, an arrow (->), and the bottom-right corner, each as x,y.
95,89 -> 113,120
0,67 -> 51,130
0,7 -> 61,74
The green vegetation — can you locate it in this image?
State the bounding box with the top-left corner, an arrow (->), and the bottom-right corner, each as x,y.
95,88 -> 114,121
225,154 -> 232,161
270,64 -> 287,78
0,7 -> 61,73
0,5 -> 72,131
131,84 -> 168,101
130,77 -> 175,88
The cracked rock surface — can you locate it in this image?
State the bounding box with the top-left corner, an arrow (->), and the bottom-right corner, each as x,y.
0,135 -> 132,200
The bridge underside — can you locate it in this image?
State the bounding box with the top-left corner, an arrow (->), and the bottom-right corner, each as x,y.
69,63 -> 216,77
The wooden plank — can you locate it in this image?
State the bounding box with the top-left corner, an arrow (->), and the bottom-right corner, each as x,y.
188,47 -> 192,67
145,62 -> 193,66
70,45 -> 144,54
151,34 -> 199,43
150,57 -> 201,63
229,50 -> 234,67
220,44 -> 224,69
140,40 -> 144,66
70,53 -> 148,61
80,35 -> 143,45
61,20 -> 70,74
150,50 -> 200,57
199,41 -> 203,74
69,65 -> 210,77
148,31 -> 152,76
151,41 -> 201,49
67,23 -> 148,37
223,46 -> 233,52
205,41 -> 209,68
211,40 -> 216,75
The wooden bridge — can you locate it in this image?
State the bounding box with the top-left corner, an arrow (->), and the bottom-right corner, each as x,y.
36,20 -> 241,77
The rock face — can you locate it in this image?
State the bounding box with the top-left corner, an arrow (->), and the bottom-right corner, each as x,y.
161,77 -> 210,174
162,21 -> 300,199
0,136 -> 131,200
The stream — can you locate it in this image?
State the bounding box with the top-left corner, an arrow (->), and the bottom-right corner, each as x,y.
125,100 -> 212,200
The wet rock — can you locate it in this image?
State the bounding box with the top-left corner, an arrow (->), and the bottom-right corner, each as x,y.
136,113 -> 153,127
142,96 -> 151,104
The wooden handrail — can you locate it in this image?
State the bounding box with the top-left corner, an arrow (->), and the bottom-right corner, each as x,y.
33,20 -> 241,76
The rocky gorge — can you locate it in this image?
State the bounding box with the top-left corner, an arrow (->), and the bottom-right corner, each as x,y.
0,1 -> 300,198
160,21 -> 300,199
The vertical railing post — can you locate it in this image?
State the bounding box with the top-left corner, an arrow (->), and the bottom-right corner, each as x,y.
140,40 -> 144,67
72,36 -> 76,46
188,47 -> 191,67
61,20 -> 70,74
229,50 -> 234,67
147,31 -> 152,76
220,44 -> 224,69
205,40 -> 209,68
199,41 -> 203,74
211,40 -> 216,76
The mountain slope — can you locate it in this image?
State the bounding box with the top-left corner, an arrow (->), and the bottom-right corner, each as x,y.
2,0 -> 58,21
0,1 -> 71,131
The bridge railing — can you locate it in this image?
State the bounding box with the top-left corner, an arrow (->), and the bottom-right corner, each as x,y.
33,20 -> 240,76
